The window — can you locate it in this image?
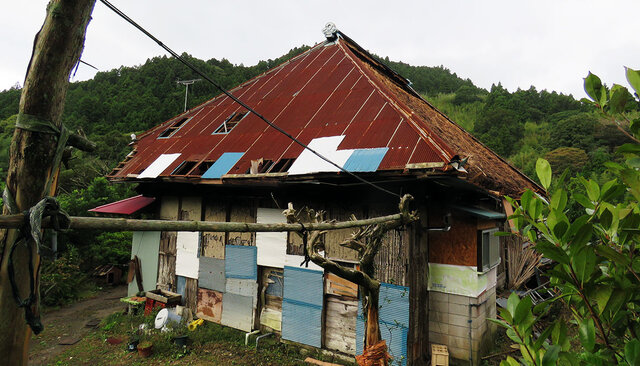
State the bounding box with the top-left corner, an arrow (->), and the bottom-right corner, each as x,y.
171,161 -> 198,175
477,228 -> 500,272
213,111 -> 248,134
158,117 -> 191,138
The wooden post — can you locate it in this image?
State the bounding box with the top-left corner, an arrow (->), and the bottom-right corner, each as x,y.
0,1 -> 96,363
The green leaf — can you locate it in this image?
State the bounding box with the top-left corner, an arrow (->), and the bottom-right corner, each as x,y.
506,327 -> 521,343
501,356 -> 522,366
617,143 -> 640,154
487,318 -> 511,329
514,295 -> 533,324
599,208 -> 613,229
584,179 -> 601,202
624,338 -> 640,365
593,285 -> 613,315
626,66 -> 640,96
609,84 -> 632,114
506,292 -> 520,319
551,321 -> 570,352
536,158 -> 552,190
550,189 -> 568,211
584,72 -> 605,106
594,245 -> 630,266
535,241 -> 570,264
574,193 -> 595,210
520,190 -> 533,215
578,317 -> 596,353
570,223 -> 593,250
572,246 -> 597,286
534,323 -> 555,350
494,231 -> 513,237
541,345 -> 561,366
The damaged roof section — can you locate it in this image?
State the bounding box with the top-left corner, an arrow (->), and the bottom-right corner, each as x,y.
109,28 -> 541,197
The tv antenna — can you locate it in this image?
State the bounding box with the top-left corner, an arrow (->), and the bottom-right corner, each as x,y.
176,79 -> 201,112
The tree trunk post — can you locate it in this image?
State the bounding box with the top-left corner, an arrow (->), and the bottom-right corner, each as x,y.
0,1 -> 95,363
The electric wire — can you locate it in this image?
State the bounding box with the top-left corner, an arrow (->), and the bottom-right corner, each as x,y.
99,0 -> 402,199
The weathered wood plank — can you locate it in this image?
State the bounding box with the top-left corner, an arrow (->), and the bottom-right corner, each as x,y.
228,202 -> 255,246
202,200 -> 226,258
324,295 -> 357,355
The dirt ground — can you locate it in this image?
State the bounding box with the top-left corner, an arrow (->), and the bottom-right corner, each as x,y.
29,285 -> 127,365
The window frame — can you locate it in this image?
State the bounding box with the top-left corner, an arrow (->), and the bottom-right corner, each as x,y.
212,111 -> 248,135
157,117 -> 192,139
477,227 -> 500,273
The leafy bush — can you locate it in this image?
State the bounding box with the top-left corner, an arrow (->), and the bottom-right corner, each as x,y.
40,247 -> 89,307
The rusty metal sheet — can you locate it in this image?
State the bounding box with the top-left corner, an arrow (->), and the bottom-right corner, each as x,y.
197,288 -> 223,324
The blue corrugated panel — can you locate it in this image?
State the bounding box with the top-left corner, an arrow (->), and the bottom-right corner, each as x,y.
176,275 -> 186,298
282,299 -> 322,347
281,266 -> 324,347
282,266 -> 323,306
199,257 -> 226,292
356,283 -> 410,366
342,148 -> 389,172
225,245 -> 257,280
201,152 -> 244,179
379,283 -> 410,328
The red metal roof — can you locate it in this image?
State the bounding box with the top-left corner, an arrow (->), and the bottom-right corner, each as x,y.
89,195 -> 156,215
109,35 -> 458,182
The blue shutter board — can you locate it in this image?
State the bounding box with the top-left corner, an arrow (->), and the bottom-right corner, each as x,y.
356,283 -> 409,366
225,245 -> 257,280
282,299 -> 322,348
202,152 -> 244,179
283,266 -> 323,306
176,275 -> 186,298
342,148 -> 388,172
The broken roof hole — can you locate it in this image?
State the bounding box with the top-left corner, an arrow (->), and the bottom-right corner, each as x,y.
191,161 -> 215,176
270,158 -> 295,173
158,117 -> 191,138
171,161 -> 198,175
213,111 -> 248,134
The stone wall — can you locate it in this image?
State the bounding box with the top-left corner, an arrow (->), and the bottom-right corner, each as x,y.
428,286 -> 497,365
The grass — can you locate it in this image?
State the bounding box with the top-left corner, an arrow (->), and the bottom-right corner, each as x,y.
50,309 -> 355,366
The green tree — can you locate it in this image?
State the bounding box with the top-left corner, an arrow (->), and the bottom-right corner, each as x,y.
494,69 -> 640,366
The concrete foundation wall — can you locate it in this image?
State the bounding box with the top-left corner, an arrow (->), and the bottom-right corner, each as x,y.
428,286 -> 497,365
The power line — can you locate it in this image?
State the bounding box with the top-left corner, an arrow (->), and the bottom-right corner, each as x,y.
98,0 -> 401,199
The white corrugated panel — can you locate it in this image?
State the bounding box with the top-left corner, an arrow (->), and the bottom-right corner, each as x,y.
175,231 -> 199,279
128,231 -> 161,296
256,208 -> 287,268
287,136 -> 354,175
138,153 -> 181,178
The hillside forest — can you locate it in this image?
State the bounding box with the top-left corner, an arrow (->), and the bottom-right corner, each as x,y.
0,47 -> 636,304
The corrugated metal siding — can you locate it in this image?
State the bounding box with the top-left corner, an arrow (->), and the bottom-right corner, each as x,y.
198,257 -> 226,292
281,266 -> 324,347
282,300 -> 323,347
356,283 -> 410,366
221,292 -> 255,332
225,245 -> 257,280
225,278 -> 258,298
202,152 -> 245,179
342,148 -> 389,172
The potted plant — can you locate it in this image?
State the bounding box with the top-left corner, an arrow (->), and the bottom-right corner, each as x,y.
137,341 -> 153,358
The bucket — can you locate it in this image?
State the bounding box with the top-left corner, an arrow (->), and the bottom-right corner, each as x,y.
154,308 -> 181,329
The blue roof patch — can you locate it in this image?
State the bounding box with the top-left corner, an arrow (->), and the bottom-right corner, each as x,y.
202,152 -> 244,179
342,148 -> 388,172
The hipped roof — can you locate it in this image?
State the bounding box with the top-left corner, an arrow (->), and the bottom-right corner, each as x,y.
109,30 -> 541,198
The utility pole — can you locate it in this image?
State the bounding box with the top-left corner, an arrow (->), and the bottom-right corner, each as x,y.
0,1 -> 96,364
176,79 -> 201,112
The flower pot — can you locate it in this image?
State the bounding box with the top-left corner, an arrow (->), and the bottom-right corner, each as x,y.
173,335 -> 188,347
137,342 -> 153,358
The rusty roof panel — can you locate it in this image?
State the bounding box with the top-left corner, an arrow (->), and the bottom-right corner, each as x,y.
113,36 -> 513,188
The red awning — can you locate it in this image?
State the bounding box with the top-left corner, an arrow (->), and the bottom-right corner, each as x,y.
89,195 -> 155,215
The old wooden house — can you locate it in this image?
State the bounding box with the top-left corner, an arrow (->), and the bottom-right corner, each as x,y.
103,27 -> 541,365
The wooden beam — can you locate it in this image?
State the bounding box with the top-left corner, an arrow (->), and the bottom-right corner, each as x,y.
0,1 -> 96,364
0,213 -> 406,232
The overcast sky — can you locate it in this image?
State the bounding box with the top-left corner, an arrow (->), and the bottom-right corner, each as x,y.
1,1 -> 638,98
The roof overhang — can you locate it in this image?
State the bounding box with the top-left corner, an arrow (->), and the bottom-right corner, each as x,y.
89,195 -> 156,215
